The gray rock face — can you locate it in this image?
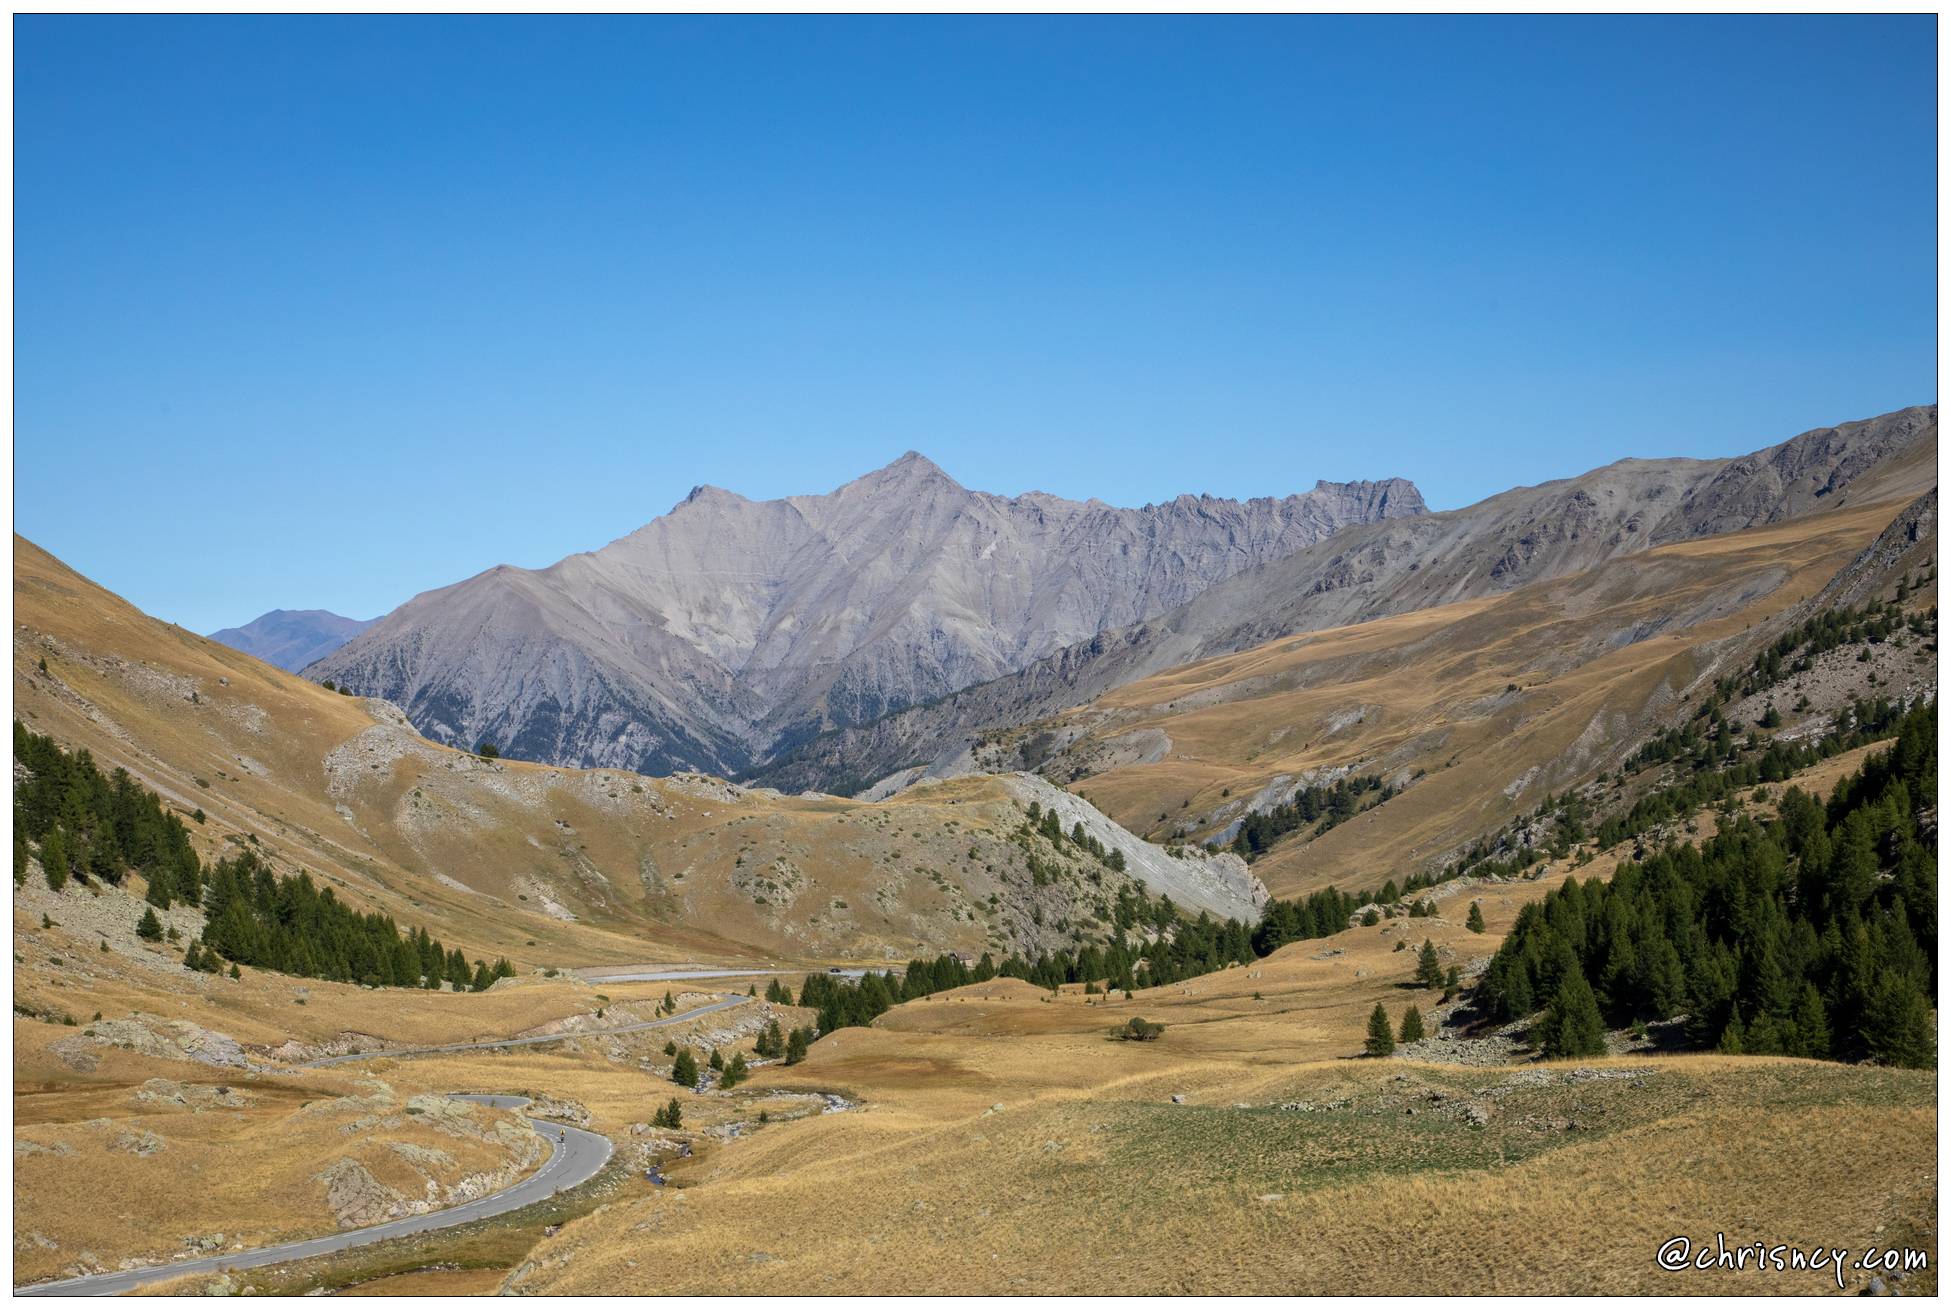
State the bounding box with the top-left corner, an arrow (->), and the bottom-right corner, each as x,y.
308,454 -> 1423,775
1809,487 -> 1936,612
208,610 -> 375,673
758,405 -> 1936,793
1001,774 -> 1266,922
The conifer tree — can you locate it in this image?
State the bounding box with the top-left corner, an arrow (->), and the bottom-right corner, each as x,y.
1541,970 -> 1606,1058
723,1051 -> 748,1088
1399,1004 -> 1425,1043
1466,901 -> 1486,933
1416,938 -> 1444,988
1791,982 -> 1831,1059
5,731 -> 513,992
1861,974 -> 1935,1068
87,830 -> 119,883
40,827 -> 69,892
1717,1007 -> 1746,1055
708,1048 -> 725,1072
1365,1002 -> 1396,1057
671,1048 -> 699,1088
136,907 -> 164,941
785,1027 -> 810,1065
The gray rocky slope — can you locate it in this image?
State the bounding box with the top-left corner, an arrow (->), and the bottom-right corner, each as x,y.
757,404 -> 1937,795
207,610 -> 375,673
307,454 -> 1423,775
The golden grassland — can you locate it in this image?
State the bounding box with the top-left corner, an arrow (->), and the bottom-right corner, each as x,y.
334,1267 -> 506,1295
14,742 -> 1934,1294
10,892 -> 820,1285
505,750 -> 1931,1296
11,1026 -> 541,1285
510,928 -> 1935,1295
1052,493 -> 1933,900
14,889 -> 774,1053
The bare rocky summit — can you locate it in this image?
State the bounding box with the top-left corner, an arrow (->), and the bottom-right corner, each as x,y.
308,454 -> 1422,775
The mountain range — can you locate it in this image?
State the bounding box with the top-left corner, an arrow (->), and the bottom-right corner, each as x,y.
754,405 -> 1938,794
301,457 -> 1423,775
226,406 -> 1934,800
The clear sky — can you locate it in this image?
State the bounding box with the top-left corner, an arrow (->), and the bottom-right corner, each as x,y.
16,15 -> 1937,633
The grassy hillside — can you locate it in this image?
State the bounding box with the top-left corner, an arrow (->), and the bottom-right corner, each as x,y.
12,555 -> 1932,1293
1027,492 -> 1935,900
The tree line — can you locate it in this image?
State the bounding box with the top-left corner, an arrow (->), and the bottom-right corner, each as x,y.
14,722 -> 203,906
15,725 -> 512,991
200,849 -> 515,989
1711,600 -> 1932,705
1022,801 -> 1127,872
1477,701 -> 1935,1066
1596,695 -> 1913,853
799,880 -> 1377,1036
1229,772 -> 1392,860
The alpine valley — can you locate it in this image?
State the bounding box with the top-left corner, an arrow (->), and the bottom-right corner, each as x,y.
16,405 -> 1938,1296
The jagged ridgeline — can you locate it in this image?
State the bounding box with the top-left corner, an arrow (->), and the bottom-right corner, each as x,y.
13,724 -> 512,990
1479,701 -> 1937,1067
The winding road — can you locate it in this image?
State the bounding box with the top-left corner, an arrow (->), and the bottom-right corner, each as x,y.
17,989 -> 766,1293
298,993 -> 750,1068
14,1095 -> 613,1297
576,965 -> 870,983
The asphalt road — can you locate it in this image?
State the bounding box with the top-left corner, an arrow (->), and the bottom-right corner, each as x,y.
577,965 -> 871,983
298,993 -> 750,1068
13,1095 -> 613,1298
575,966 -> 790,983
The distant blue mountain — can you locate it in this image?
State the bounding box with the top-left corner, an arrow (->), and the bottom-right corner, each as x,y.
207,609 -> 376,673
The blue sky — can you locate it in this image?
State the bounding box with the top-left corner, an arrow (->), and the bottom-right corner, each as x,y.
16,15 -> 1937,632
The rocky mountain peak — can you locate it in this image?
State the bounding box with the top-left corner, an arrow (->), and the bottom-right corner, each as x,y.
308,455 -> 1423,777
839,449 -> 961,496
